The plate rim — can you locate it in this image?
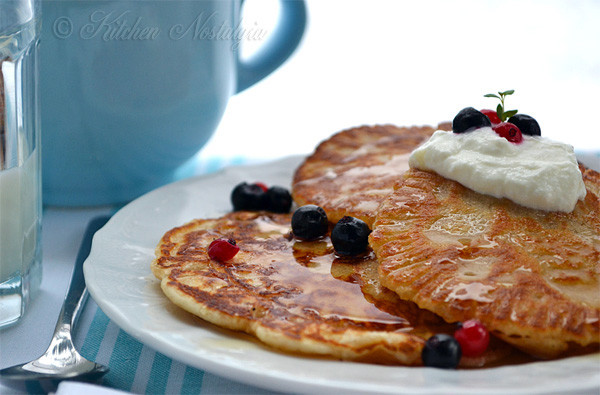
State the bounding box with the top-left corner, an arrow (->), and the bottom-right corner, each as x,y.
84,156 -> 600,394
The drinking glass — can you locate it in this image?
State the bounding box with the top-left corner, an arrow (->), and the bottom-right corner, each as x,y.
0,0 -> 42,327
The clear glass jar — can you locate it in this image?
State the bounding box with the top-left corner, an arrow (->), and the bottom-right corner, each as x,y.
0,0 -> 42,327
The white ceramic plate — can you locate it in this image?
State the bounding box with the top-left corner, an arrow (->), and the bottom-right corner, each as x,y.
85,156 -> 600,394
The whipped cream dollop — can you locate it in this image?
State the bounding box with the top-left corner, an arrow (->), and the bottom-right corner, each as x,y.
409,128 -> 586,212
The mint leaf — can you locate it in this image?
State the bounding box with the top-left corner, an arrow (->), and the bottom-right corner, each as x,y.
496,104 -> 504,121
485,89 -> 517,121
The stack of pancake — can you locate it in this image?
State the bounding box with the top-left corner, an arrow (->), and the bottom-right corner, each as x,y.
152,124 -> 600,367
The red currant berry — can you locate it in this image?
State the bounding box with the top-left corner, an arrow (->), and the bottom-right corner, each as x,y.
493,122 -> 523,144
454,319 -> 490,357
208,238 -> 240,261
480,109 -> 501,124
254,182 -> 269,193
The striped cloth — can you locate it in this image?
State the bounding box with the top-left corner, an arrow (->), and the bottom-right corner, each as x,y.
72,302 -> 278,394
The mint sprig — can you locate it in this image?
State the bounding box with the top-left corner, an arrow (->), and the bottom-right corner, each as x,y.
484,90 -> 518,122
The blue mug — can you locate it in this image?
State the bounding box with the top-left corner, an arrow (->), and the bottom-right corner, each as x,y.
40,0 -> 306,206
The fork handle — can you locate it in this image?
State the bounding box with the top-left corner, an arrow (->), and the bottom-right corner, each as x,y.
53,216 -> 112,335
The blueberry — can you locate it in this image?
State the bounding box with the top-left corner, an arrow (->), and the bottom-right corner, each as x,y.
265,186 -> 292,213
291,205 -> 328,240
331,216 -> 371,256
508,114 -> 541,136
452,107 -> 492,134
422,334 -> 462,369
231,182 -> 267,211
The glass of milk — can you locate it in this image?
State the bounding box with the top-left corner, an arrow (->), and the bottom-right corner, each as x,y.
0,0 -> 42,327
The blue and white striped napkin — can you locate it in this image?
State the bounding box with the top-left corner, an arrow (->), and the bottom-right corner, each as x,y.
73,303 -> 279,394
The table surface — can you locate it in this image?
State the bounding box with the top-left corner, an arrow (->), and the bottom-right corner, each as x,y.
2,1 -> 600,393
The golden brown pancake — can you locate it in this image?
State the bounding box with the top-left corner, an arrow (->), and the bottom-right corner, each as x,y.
292,124 -> 450,227
152,211 -> 518,366
369,165 -> 600,358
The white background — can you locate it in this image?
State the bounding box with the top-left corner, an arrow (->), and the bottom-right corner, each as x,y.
200,0 -> 600,161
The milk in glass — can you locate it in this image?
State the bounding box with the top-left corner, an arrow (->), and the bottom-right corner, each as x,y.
0,0 -> 42,327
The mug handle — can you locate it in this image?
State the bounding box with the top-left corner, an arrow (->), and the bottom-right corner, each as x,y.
236,0 -> 307,93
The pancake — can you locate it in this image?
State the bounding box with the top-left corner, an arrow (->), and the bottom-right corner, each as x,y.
292,124 -> 450,227
152,211 -> 517,366
369,165 -> 600,358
